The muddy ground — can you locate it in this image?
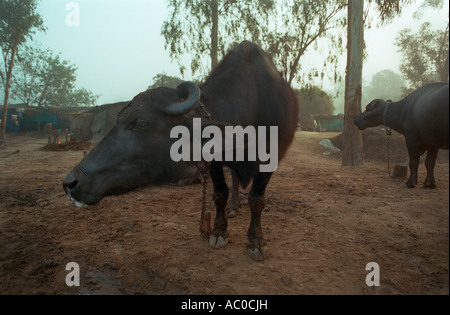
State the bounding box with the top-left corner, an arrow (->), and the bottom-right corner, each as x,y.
0,130 -> 448,295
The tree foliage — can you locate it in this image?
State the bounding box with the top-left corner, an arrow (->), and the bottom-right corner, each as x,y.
362,69 -> 405,104
13,45 -> 98,107
0,0 -> 45,54
161,0 -> 275,78
297,85 -> 335,120
365,0 -> 414,24
162,0 -> 350,87
264,0 -> 347,86
66,87 -> 98,107
413,0 -> 444,19
147,72 -> 184,89
396,22 -> 449,94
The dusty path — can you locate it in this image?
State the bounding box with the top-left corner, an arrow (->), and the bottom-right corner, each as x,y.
0,131 -> 448,295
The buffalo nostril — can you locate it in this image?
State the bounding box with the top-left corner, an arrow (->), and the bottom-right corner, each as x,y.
63,173 -> 78,191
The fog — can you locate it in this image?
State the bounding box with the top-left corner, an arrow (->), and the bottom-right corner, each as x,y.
2,0 -> 449,109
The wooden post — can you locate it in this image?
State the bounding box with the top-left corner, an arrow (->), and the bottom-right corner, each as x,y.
342,0 -> 364,166
211,0 -> 219,71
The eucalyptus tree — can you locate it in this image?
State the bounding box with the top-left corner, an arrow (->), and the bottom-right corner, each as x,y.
0,0 -> 45,141
161,0 -> 276,77
264,0 -> 348,86
13,45 -> 98,108
396,22 -> 449,93
342,0 -> 414,167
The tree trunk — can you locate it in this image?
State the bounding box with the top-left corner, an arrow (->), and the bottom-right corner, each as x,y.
342,0 -> 364,166
210,0 -> 219,71
1,46 -> 18,143
441,48 -> 449,82
37,84 -> 49,108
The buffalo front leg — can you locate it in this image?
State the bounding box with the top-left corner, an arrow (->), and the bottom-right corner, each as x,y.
405,142 -> 420,188
208,163 -> 229,249
247,172 -> 273,261
424,147 -> 439,189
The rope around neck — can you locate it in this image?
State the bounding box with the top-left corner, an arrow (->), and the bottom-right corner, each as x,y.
384,101 -> 393,178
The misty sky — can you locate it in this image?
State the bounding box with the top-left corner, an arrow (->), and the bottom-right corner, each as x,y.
16,0 -> 450,106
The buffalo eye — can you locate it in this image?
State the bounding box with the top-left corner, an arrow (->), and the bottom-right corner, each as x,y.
134,120 -> 150,130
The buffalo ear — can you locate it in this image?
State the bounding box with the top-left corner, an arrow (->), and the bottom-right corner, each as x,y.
367,99 -> 382,111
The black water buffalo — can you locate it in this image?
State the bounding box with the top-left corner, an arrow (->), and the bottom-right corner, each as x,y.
354,82 -> 449,188
63,41 -> 299,261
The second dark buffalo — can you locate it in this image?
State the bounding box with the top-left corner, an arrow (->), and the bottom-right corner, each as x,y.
63,41 -> 299,261
354,82 -> 449,188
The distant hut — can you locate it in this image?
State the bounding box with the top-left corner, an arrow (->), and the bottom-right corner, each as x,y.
69,101 -> 128,142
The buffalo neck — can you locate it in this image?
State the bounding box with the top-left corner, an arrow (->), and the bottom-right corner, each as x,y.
383,100 -> 405,134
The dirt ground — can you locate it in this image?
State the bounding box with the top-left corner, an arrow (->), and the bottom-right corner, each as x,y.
0,130 -> 448,295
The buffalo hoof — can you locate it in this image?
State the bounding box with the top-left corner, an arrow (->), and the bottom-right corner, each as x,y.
209,234 -> 229,249
247,240 -> 269,261
423,181 -> 436,189
403,181 -> 416,188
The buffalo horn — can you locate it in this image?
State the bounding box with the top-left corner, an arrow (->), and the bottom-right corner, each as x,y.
162,81 -> 201,116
